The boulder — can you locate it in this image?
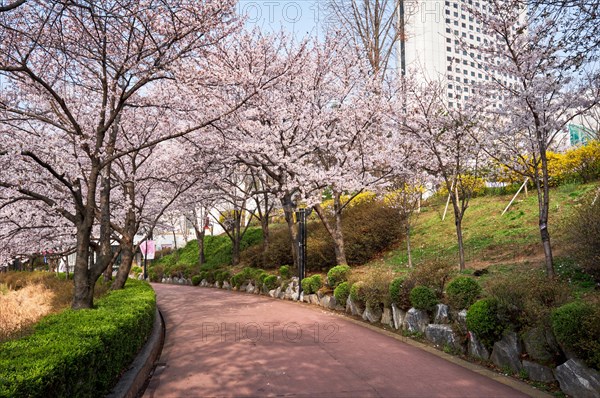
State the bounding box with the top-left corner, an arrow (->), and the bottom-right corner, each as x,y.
381,307 -> 393,328
320,295 -> 337,310
554,359 -> 600,398
246,283 -> 255,294
522,327 -> 562,367
290,277 -> 299,288
456,309 -> 468,334
434,304 -> 451,324
403,308 -> 430,334
240,282 -> 248,292
425,324 -> 463,353
468,331 -> 490,361
214,281 -> 219,288
291,292 -> 299,301
284,285 -> 293,300
522,360 -> 555,383
161,278 -> 167,284
222,281 -> 231,290
200,279 -> 208,287
391,304 -> 406,330
490,332 -> 523,374
277,289 -> 286,299
269,289 -> 276,298
274,287 -> 282,298
362,305 -> 383,323
346,296 -> 363,316
307,294 -> 320,305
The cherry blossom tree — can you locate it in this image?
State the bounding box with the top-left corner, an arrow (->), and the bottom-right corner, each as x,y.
207,30 -> 312,269
468,0 -> 600,277
303,42 -> 405,266
0,0 -> 242,309
400,78 -> 484,271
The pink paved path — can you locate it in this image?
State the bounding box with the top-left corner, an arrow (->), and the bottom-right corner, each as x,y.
144,284 -> 533,398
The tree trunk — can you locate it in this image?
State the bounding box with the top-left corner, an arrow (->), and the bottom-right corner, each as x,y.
332,193 -> 348,265
261,214 -> 270,265
455,214 -> 466,271
406,221 -> 412,268
313,191 -> 348,266
112,238 -> 134,290
194,226 -> 206,266
112,181 -> 137,289
281,193 -> 298,269
450,186 -> 466,271
232,215 -> 241,266
72,220 -> 95,309
538,153 -> 555,277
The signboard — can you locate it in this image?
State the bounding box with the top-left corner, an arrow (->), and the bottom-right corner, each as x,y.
140,240 -> 155,260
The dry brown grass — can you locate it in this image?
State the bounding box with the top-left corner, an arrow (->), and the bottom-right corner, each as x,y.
0,272 -> 76,342
0,283 -> 55,341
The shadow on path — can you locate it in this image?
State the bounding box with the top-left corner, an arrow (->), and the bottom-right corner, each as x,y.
144,284 -> 533,398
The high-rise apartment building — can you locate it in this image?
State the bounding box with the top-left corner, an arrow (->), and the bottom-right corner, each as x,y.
397,0 -> 522,108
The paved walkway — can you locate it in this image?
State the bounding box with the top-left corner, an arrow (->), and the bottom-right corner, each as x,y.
144,284 -> 539,398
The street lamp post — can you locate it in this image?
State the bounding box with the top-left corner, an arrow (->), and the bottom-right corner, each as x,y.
296,208 -> 307,297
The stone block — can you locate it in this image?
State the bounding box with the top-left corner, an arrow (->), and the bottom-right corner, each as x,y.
555,359 -> 600,398
403,308 -> 429,333
522,360 -> 555,383
468,331 -> 490,361
391,304 -> 406,330
434,304 -> 450,324
490,332 -> 523,374
425,324 -> 463,352
362,305 -> 382,323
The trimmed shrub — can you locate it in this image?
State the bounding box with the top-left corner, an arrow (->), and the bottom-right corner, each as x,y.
409,285 -> 438,313
279,265 -> 291,279
349,281 -> 366,306
301,275 -> 323,295
327,265 -> 351,288
389,276 -> 415,311
466,298 -> 504,351
263,275 -> 278,290
334,281 -> 351,305
389,277 -> 405,306
552,301 -> 600,370
231,273 -> 244,289
0,280 -> 155,397
446,277 -> 482,310
191,275 -> 202,286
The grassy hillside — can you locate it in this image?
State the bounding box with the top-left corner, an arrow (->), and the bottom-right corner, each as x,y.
375,182 -> 598,272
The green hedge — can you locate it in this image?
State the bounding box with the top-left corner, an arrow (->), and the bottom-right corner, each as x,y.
0,280 -> 156,398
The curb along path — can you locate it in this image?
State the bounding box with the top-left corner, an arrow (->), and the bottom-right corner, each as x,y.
144,284 -> 540,397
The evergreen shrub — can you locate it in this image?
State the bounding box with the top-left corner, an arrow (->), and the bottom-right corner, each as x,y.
334,281 -> 351,305
446,276 -> 482,310
466,298 -> 504,350
327,265 -> 351,288
409,285 -> 438,312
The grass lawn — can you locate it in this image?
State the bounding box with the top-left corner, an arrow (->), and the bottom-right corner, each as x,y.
371,182 -> 598,274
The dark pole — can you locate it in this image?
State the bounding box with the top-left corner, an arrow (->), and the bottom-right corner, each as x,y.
297,208 -> 306,298
143,243 -> 147,281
